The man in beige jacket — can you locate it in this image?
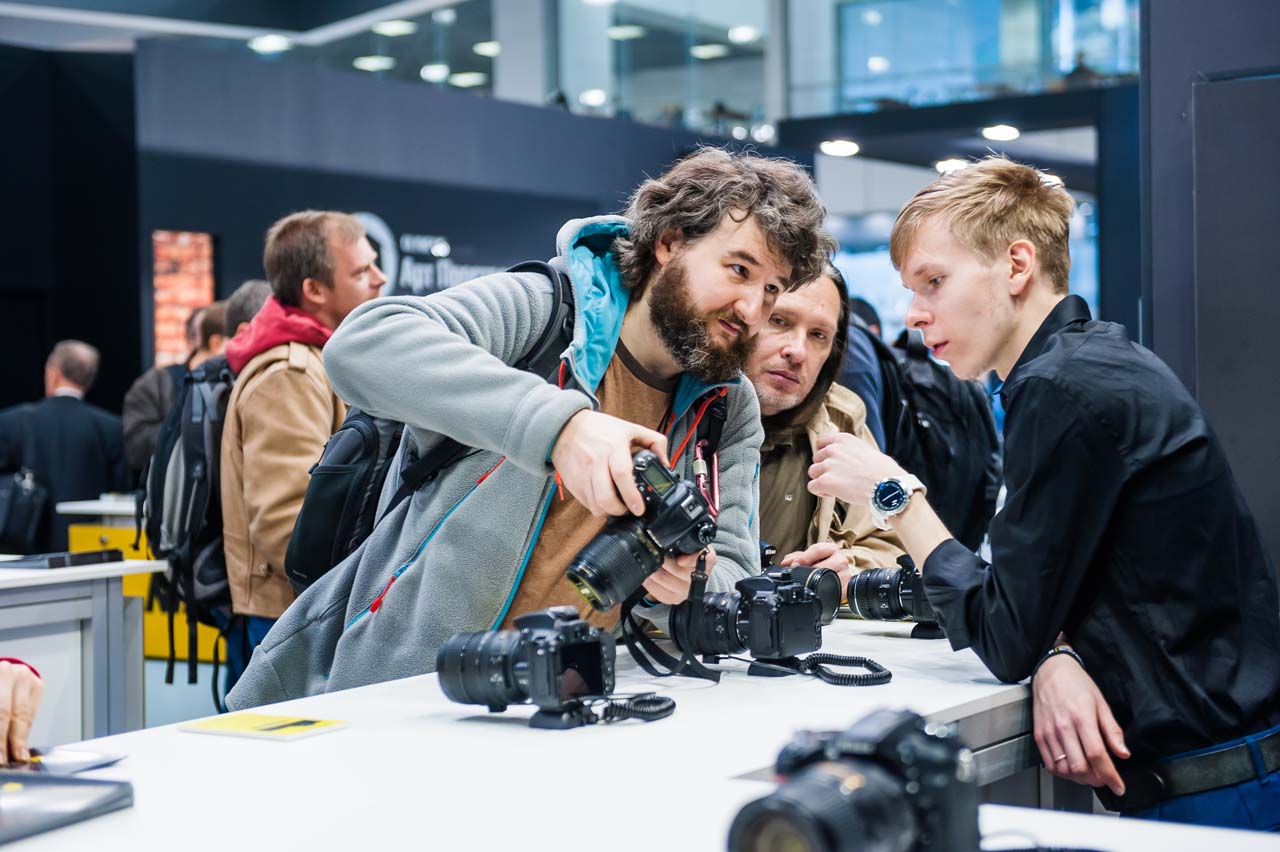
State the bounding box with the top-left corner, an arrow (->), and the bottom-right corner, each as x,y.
219,211 -> 385,686
747,265 -> 905,594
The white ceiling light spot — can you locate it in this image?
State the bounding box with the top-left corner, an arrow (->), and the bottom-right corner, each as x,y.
431,8 -> 457,25
690,43 -> 729,60
248,34 -> 291,54
583,0 -> 619,5
472,41 -> 500,58
353,55 -> 395,72
731,125 -> 749,140
751,123 -> 776,143
867,55 -> 890,73
373,20 -> 417,37
727,26 -> 759,44
607,25 -> 646,40
935,158 -> 970,174
578,88 -> 608,108
431,240 -> 451,258
982,124 -> 1020,141
819,139 -> 861,157
449,71 -> 488,88
862,9 -> 884,26
420,63 -> 450,83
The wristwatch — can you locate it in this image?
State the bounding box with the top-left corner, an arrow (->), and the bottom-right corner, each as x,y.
869,474 -> 926,530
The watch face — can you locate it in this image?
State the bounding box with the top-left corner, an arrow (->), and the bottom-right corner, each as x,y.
873,479 -> 909,513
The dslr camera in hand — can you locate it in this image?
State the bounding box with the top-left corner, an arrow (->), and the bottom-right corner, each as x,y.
436,606 -> 615,729
670,570 -> 823,661
729,709 -> 978,852
847,556 -> 944,639
565,449 -> 716,611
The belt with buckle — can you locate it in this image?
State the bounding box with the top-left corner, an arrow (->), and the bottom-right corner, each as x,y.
1097,725 -> 1280,813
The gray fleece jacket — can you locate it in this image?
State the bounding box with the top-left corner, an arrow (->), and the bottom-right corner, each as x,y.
226,216 -> 764,708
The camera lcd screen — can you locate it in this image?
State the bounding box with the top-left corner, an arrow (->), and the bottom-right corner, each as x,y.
641,464 -> 674,496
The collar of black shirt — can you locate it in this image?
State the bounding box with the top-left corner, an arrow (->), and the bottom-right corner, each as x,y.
1004,294 -> 1092,388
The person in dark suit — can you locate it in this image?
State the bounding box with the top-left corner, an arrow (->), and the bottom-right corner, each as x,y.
0,340 -> 130,552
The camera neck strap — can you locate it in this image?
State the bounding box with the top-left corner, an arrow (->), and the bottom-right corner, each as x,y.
620,552 -> 721,683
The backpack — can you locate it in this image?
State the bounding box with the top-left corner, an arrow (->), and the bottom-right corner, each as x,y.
859,325 -> 1002,552
139,354 -> 236,697
284,261 -> 576,594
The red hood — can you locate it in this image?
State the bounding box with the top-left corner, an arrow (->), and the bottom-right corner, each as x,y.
225,296 -> 334,374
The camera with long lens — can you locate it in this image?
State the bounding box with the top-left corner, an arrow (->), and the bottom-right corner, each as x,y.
847,555 -> 943,639
729,708 -> 978,852
565,450 -> 716,612
669,571 -> 822,661
436,606 -> 616,729
760,542 -> 842,626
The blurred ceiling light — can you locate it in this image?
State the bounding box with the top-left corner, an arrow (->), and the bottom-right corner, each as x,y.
607,25 -> 646,40
1100,0 -> 1126,29
727,25 -> 760,44
819,139 -> 860,157
690,43 -> 729,60
867,55 -> 890,73
583,0 -> 618,5
431,240 -> 452,258
449,71 -> 488,88
751,123 -> 776,143
353,55 -> 395,72
982,124 -> 1020,141
472,41 -> 501,57
420,63 -> 450,83
431,8 -> 457,25
248,34 -> 291,54
862,9 -> 884,26
373,20 -> 417,37
935,158 -> 970,174
578,88 -> 609,108
731,125 -> 749,140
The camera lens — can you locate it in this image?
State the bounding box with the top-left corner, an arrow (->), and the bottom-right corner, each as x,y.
847,566 -> 910,621
436,629 -> 527,710
777,566 -> 842,626
729,761 -> 918,852
564,516 -> 664,611
670,591 -> 743,656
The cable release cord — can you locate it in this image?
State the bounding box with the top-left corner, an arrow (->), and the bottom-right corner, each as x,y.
729,653 -> 893,686
578,693 -> 677,724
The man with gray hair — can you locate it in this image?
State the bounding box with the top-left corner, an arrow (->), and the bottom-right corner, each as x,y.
224,279 -> 272,339
0,340 -> 128,551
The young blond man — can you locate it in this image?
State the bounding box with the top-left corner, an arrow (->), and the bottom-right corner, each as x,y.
808,157 -> 1280,830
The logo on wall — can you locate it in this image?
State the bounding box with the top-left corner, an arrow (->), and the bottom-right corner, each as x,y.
355,211 -> 501,297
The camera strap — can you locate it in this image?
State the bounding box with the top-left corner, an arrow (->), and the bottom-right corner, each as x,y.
739,653 -> 893,687
619,553 -> 721,683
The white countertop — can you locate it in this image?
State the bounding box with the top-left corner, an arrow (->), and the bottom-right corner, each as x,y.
54,497 -> 137,517
5,619 -> 1264,850
0,559 -> 164,590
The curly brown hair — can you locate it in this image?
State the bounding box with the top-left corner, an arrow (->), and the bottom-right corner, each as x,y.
615,147 -> 836,298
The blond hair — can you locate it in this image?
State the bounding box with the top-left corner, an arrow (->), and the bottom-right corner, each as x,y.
889,156 -> 1075,294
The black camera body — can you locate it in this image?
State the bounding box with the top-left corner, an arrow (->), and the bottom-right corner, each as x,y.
730,709 -> 979,852
565,450 -> 717,611
436,606 -> 616,729
760,541 -> 842,626
847,555 -> 943,639
670,570 -> 822,661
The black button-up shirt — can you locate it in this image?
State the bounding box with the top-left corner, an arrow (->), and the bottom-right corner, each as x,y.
923,295 -> 1280,762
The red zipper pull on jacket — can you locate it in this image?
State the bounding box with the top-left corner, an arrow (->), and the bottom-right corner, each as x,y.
369,574 -> 397,613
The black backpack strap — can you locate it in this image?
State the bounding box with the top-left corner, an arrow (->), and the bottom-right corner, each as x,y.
384,261 -> 576,515
695,391 -> 728,455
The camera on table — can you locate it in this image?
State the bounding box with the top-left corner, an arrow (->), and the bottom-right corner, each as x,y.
847,555 -> 943,639
669,570 -> 822,662
436,606 -> 615,729
760,542 -> 842,626
565,450 -> 716,611
729,708 -> 978,852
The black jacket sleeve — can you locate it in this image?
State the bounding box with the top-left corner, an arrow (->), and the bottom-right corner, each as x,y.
122,367 -> 174,474
922,376 -> 1131,683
